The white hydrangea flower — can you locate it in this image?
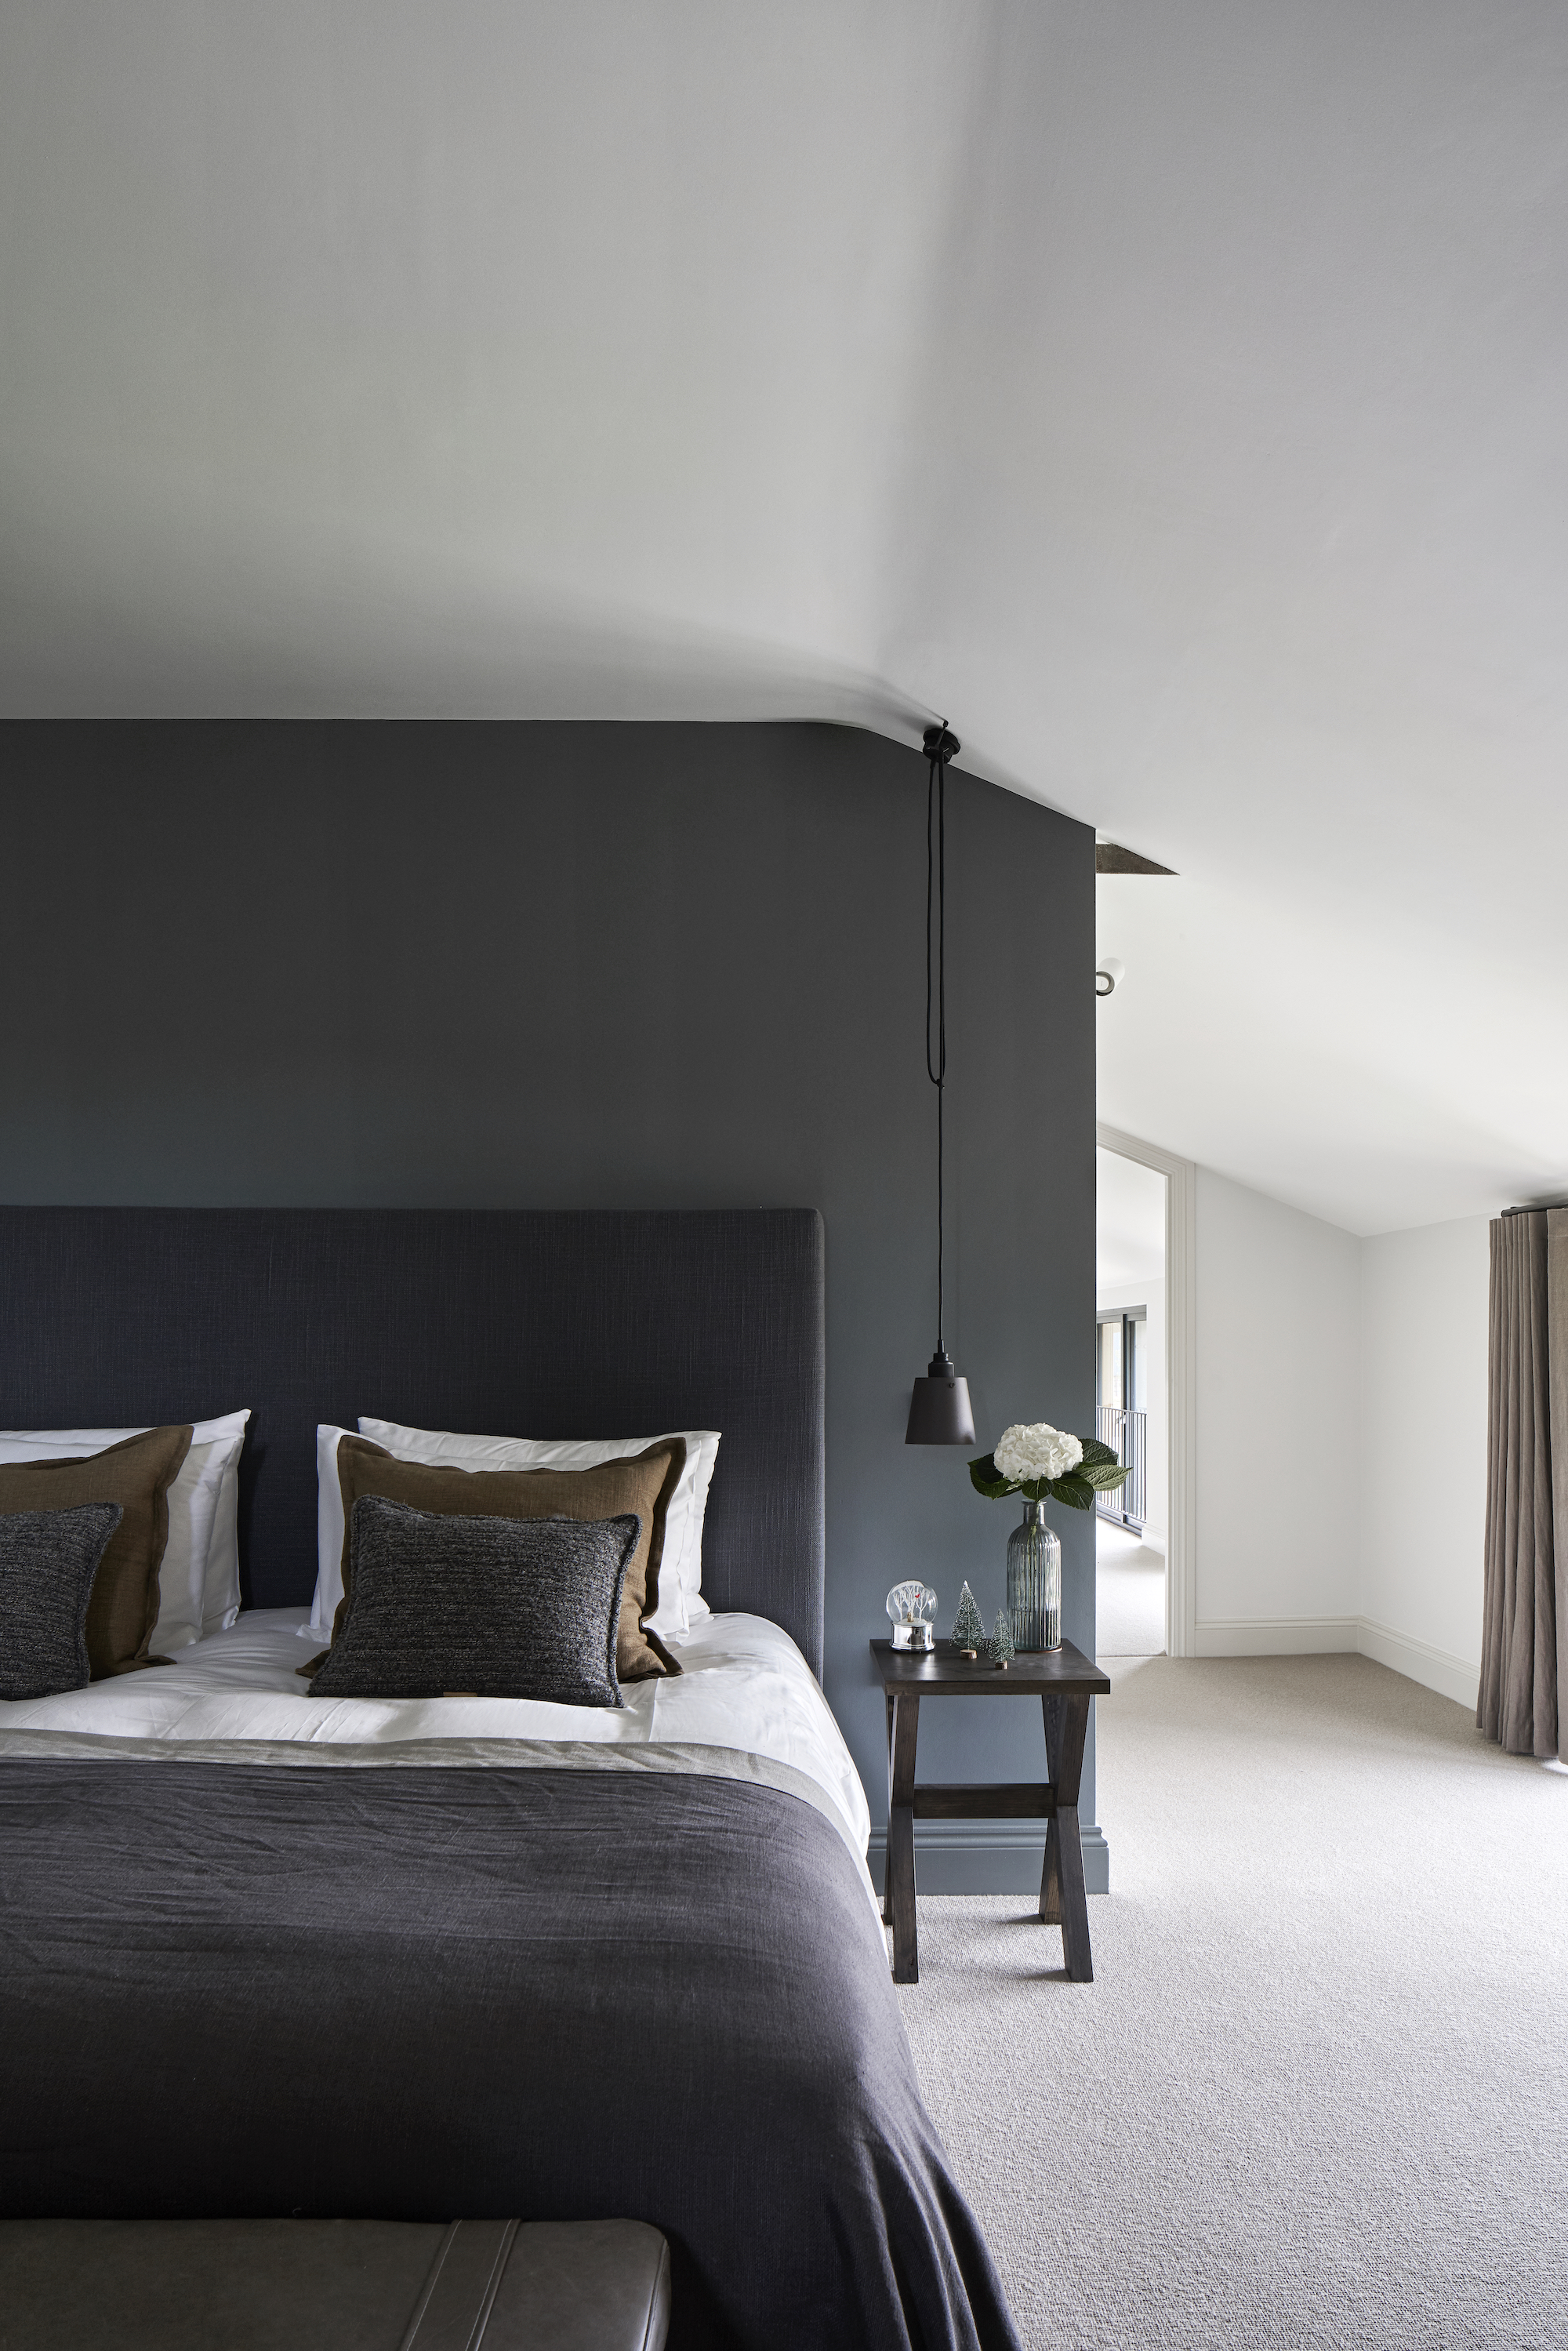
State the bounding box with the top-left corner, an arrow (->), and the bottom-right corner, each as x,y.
994,1422 -> 1083,1484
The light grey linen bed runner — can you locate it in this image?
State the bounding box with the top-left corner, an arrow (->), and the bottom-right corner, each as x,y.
0,1728 -> 877,1910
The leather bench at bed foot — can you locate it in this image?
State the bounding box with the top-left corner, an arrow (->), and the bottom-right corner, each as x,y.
0,2215 -> 672,2351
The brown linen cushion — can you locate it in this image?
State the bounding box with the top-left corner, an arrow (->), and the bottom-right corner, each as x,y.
325,1433 -> 686,1681
0,1425 -> 194,1678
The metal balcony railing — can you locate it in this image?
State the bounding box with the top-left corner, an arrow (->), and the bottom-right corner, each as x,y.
1095,1405 -> 1146,1530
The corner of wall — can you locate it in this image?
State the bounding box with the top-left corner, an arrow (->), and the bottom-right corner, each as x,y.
1191,1181 -> 1490,1712
1353,1213 -> 1490,1709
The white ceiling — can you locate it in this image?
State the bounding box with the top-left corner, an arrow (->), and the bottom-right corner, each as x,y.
5,2 -> 1566,1235
1097,1148 -> 1165,1291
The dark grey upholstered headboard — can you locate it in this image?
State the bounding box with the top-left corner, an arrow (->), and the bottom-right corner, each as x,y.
0,1208 -> 826,1678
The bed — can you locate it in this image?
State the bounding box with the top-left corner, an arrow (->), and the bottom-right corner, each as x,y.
0,1206 -> 1019,2351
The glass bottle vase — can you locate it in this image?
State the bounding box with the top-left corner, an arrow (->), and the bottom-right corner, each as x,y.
1006,1499 -> 1062,1652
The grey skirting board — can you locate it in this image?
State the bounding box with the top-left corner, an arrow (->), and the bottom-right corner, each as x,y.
867,1820 -> 1110,1898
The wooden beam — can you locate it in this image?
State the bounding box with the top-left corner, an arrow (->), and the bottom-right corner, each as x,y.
911,1783 -> 1055,1820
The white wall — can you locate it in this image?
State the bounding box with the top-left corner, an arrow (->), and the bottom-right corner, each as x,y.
1194,1168 -> 1362,1640
1185,1168 -> 1490,1705
1096,1275 -> 1167,1543
1358,1217 -> 1490,1706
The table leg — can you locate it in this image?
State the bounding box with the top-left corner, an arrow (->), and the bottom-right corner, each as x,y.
887,1693 -> 920,1984
1040,1693 -> 1094,1982
882,1695 -> 895,1925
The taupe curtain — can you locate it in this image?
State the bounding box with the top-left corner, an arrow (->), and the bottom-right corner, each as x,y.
1478,1208 -> 1568,1760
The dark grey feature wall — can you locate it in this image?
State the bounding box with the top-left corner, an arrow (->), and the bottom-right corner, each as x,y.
1,721 -> 1098,1877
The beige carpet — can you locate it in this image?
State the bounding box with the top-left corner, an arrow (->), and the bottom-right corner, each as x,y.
895,1655 -> 1568,2349
1094,1519 -> 1166,1656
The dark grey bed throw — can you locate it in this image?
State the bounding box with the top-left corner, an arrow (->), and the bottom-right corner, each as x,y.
0,1757 -> 1020,2351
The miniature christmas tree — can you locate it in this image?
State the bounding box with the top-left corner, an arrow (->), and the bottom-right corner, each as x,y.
989,1607 -> 1016,1670
950,1581 -> 985,1657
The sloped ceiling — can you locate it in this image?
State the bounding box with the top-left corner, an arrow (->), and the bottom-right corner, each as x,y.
1097,1149 -> 1166,1290
4,3 -> 1566,1234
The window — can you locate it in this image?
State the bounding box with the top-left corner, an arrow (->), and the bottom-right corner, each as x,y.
1096,1307 -> 1147,1528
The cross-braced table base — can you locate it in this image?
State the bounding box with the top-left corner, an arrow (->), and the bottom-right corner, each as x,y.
870,1637 -> 1111,1985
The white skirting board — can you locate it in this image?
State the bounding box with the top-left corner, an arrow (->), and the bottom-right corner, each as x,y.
867,1821 -> 1109,1899
1195,1615 -> 1480,1710
1195,1615 -> 1361,1656
1353,1617 -> 1480,1711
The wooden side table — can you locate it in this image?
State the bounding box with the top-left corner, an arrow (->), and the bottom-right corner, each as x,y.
869,1637 -> 1112,1986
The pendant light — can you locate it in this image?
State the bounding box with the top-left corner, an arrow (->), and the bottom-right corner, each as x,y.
906,724 -> 976,1446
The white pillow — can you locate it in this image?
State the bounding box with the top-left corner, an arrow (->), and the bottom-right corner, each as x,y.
311,1425 -> 358,1633
347,1419 -> 721,1637
0,1411 -> 249,1651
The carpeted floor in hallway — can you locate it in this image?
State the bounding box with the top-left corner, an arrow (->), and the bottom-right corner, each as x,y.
1094,1517 -> 1166,1657
895,1654 -> 1568,2350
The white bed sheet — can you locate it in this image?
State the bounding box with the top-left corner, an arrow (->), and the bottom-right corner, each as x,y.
2,1608 -> 872,1877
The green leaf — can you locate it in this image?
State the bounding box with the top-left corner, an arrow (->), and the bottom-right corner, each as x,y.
968,1455 -> 1015,1501
969,1445 -> 1123,1507
1046,1473 -> 1098,1510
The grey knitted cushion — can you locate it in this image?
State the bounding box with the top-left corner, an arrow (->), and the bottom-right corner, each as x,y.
309,1496 -> 641,1706
0,1503 -> 124,1699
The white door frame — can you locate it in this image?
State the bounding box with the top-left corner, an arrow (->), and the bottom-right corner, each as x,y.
1096,1122 -> 1197,1658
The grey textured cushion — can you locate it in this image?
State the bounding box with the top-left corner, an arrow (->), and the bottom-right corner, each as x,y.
0,1504 -> 123,1700
308,1496 -> 639,1706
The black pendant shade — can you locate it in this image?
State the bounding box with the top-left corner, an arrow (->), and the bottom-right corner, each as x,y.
906,725 -> 976,1446
906,1350 -> 976,1447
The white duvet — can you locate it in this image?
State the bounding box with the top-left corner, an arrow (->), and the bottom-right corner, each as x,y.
2,1607 -> 873,1889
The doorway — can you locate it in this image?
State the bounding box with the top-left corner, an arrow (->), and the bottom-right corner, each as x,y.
1095,1145 -> 1168,1656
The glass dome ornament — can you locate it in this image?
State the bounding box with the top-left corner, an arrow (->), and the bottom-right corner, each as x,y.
885,1579 -> 938,1651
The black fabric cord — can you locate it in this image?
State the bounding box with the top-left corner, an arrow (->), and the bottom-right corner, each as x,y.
926,740 -> 948,1354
